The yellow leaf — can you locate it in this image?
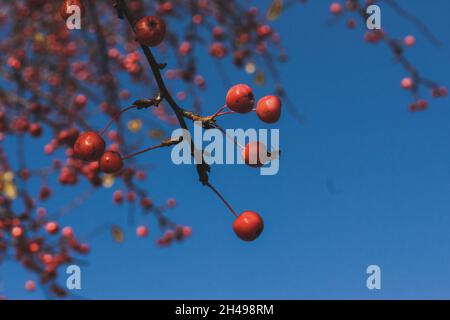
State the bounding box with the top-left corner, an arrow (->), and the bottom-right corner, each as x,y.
148,129 -> 165,139
2,171 -> 14,183
267,0 -> 283,21
34,33 -> 45,43
102,174 -> 115,188
111,225 -> 124,243
3,183 -> 17,200
245,61 -> 256,74
128,119 -> 142,133
254,71 -> 266,86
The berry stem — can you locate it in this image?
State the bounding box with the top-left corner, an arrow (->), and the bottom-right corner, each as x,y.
210,104 -> 228,119
99,105 -> 137,136
215,108 -> 256,118
213,123 -> 245,150
206,182 -> 238,218
122,137 -> 182,160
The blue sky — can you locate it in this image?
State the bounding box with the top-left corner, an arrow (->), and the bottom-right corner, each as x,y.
1,0 -> 450,299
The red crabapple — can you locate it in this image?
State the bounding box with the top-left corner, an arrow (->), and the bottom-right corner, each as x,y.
25,280 -> 36,292
39,186 -> 52,201
401,77 -> 413,90
74,131 -> 106,161
178,41 -> 192,56
330,3 -> 342,15
431,86 -> 448,98
257,24 -> 272,38
113,190 -> 124,204
242,141 -> 269,168
11,226 -> 23,238
157,1 -> 173,15
212,26 -> 224,40
29,123 -> 43,137
364,30 -> 384,43
99,151 -> 123,174
135,16 -> 166,47
347,19 -> 356,29
182,226 -> 192,238
136,226 -> 149,238
226,84 -> 255,113
45,221 -> 59,235
140,197 -> 153,210
256,95 -> 281,123
13,117 -> 29,132
74,94 -> 87,108
233,211 -> 264,241
60,0 -> 85,21
404,35 -> 416,47
417,99 -> 428,110
78,243 -> 90,254
29,242 -> 40,253
209,42 -> 227,58
62,226 -> 74,238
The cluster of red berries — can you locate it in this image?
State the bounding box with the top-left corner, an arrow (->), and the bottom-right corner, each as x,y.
329,1 -> 447,112
226,83 -> 282,123
198,84 -> 282,242
156,226 -> 192,247
73,132 -> 124,174
1,210 -> 89,297
225,84 -> 281,168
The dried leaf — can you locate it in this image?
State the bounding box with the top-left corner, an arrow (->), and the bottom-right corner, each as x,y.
148,129 -> 165,139
128,119 -> 142,133
3,183 -> 17,200
245,61 -> 256,74
254,71 -> 266,86
102,174 -> 115,188
111,225 -> 124,243
267,0 -> 283,21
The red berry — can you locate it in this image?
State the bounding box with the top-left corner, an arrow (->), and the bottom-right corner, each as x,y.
256,95 -> 281,123
74,131 -> 105,161
60,0 -> 85,21
404,35 -> 416,47
62,226 -> 74,238
13,117 -> 29,132
233,211 -> 264,241
347,19 -> 356,29
136,225 -> 149,238
330,3 -> 342,15
74,94 -> 87,108
417,99 -> 428,110
39,186 -> 52,201
11,226 -> 23,238
135,16 -> 166,47
59,167 -> 78,185
226,84 -> 255,114
29,242 -> 40,253
140,197 -> 153,210
28,123 -> 43,137
242,142 -> 268,168
99,151 -> 123,174
113,190 -> 124,204
45,221 -> 59,235
364,30 -> 384,43
25,280 -> 36,292
78,243 -> 90,254
182,226 -> 192,238
257,24 -> 272,38
209,42 -> 227,58
431,86 -> 448,98
400,77 -> 413,90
